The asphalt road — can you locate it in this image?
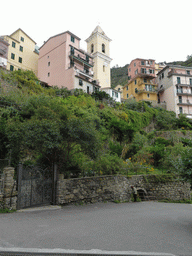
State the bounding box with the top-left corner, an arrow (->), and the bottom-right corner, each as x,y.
0,201 -> 192,256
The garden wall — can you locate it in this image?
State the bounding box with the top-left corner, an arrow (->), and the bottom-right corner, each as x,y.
57,174 -> 191,205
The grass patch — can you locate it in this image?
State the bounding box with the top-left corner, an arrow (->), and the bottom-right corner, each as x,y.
0,208 -> 16,213
131,194 -> 142,202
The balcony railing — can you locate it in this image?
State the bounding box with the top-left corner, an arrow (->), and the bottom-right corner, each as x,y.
136,88 -> 157,94
75,68 -> 94,80
69,50 -> 93,67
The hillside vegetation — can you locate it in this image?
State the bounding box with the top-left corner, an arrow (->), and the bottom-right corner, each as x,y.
111,64 -> 128,88
0,69 -> 192,184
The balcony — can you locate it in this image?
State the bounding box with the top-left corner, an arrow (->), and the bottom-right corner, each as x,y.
177,99 -> 192,106
75,67 -> 94,80
176,83 -> 192,96
136,88 -> 157,94
69,48 -> 93,68
0,57 -> 7,67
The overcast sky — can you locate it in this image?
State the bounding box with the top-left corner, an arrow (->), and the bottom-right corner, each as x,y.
2,0 -> 192,67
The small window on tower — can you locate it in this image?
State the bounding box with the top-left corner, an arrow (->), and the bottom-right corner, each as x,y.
91,44 -> 94,53
102,44 -> 105,53
103,65 -> 105,72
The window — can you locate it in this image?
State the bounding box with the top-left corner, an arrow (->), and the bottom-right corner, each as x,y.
91,44 -> 94,53
126,86 -> 128,90
79,79 -> 83,86
21,37 -> 24,42
147,94 -> 150,98
177,77 -> 181,84
149,69 -> 154,74
70,46 -> 74,55
103,65 -> 105,72
141,68 -> 146,74
135,69 -> 138,75
20,46 -> 23,52
141,61 -> 145,65
70,59 -> 74,67
134,62 -> 136,67
18,57 -> 22,63
150,60 -> 153,65
10,65 -> 14,71
179,96 -> 182,103
134,80 -> 137,85
176,86 -> 183,93
12,41 -> 16,48
11,53 -> 15,60
145,84 -> 152,91
162,73 -> 164,79
190,78 -> 192,85
179,107 -> 183,114
48,72 -> 50,77
48,62 -> 50,67
71,36 -> 75,43
144,78 -> 147,83
127,93 -> 129,98
84,67 -> 89,74
102,44 -> 105,53
135,88 -> 138,93
86,55 -> 89,63
129,68 -> 131,72
87,86 -> 89,94
187,70 -> 190,75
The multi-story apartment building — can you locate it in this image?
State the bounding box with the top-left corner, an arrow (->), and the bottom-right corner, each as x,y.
38,31 -> 100,94
127,58 -> 156,82
0,37 -> 9,68
157,65 -> 192,118
2,29 -> 39,74
123,58 -> 157,103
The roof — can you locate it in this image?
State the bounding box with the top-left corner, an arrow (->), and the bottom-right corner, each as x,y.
130,58 -> 155,64
157,64 -> 192,76
39,31 -> 81,50
10,28 -> 37,44
0,37 -> 9,46
85,25 -> 112,42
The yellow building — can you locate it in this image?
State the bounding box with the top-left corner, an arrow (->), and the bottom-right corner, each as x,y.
86,26 -> 112,88
2,28 -> 39,75
123,76 -> 158,103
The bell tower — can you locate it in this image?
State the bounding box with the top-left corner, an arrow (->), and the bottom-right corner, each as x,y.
85,26 -> 112,88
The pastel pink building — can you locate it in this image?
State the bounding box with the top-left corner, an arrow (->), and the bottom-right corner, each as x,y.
0,37 -> 9,68
38,31 -> 100,93
157,65 -> 192,118
128,58 -> 156,82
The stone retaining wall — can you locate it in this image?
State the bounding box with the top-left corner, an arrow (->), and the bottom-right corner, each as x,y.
57,174 -> 131,205
57,174 -> 191,205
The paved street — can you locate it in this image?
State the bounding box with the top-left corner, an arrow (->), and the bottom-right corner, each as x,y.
0,201 -> 192,255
